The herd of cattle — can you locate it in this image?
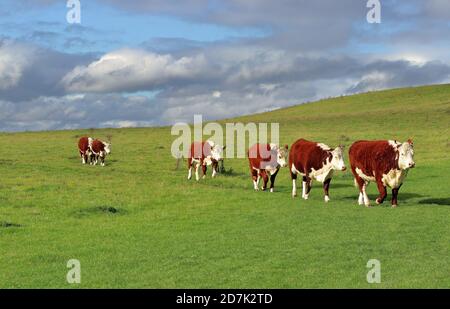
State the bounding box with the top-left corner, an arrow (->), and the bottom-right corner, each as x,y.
78,136 -> 111,166
77,136 -> 415,207
186,138 -> 415,207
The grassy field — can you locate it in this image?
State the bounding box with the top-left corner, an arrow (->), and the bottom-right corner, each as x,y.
0,84 -> 449,288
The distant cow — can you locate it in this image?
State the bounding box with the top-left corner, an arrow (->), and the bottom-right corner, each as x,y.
289,139 -> 346,202
78,136 -> 93,164
349,139 -> 415,207
89,139 -> 112,166
247,143 -> 289,192
187,141 -> 225,181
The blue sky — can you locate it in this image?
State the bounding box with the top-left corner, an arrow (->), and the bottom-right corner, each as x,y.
0,0 -> 268,54
0,0 -> 449,131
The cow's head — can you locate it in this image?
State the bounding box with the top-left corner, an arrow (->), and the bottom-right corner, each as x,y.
398,139 -> 415,169
103,142 -> 111,155
330,145 -> 346,171
271,144 -> 289,168
208,141 -> 225,162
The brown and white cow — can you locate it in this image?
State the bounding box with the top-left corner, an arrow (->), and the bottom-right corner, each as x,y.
289,139 -> 346,202
187,140 -> 225,181
247,143 -> 289,192
349,139 -> 415,207
78,136 -> 93,164
89,139 -> 112,166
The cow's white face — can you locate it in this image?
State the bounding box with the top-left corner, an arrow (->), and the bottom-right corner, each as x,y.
210,144 -> 225,162
398,141 -> 415,169
103,142 -> 111,155
276,145 -> 289,168
331,146 -> 346,171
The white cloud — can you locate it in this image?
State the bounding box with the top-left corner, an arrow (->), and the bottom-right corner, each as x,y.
62,49 -> 208,93
0,41 -> 34,90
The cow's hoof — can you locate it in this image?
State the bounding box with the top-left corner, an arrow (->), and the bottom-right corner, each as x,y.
270,188 -> 274,193
324,196 -> 330,202
261,187 -> 266,191
392,204 -> 398,208
375,198 -> 383,204
365,204 -> 371,208
202,176 -> 206,179
292,193 -> 297,198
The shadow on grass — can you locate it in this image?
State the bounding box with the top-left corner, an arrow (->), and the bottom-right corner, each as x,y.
218,168 -> 246,177
71,206 -> 127,218
0,221 -> 21,228
418,198 -> 450,206
327,183 -> 354,189
342,192 -> 425,202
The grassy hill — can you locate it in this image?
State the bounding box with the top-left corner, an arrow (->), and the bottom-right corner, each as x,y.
0,84 -> 449,288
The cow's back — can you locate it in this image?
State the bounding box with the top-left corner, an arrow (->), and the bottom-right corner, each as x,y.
248,143 -> 273,169
349,140 -> 397,174
91,139 -> 105,153
78,137 -> 89,152
189,141 -> 211,160
289,139 -> 330,172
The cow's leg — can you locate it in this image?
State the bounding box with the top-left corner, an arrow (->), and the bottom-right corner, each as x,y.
251,168 -> 259,191
187,158 -> 193,180
362,182 -> 370,207
100,156 -> 105,167
260,170 -> 269,191
375,177 -> 387,205
323,178 -> 331,202
269,168 -> 279,193
303,176 -> 312,200
80,151 -> 86,164
201,164 -> 207,179
195,162 -> 200,181
290,169 -> 297,198
353,172 -> 367,206
391,184 -> 402,207
211,161 -> 218,178
302,176 -> 307,198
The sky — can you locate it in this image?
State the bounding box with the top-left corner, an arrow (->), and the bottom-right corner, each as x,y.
0,0 -> 449,131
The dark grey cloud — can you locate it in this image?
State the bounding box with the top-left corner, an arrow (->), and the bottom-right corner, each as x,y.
348,60 -> 450,93
0,93 -> 161,132
0,39 -> 94,102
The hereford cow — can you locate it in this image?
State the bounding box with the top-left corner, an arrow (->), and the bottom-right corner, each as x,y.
89,139 -> 112,166
78,136 -> 93,164
247,143 -> 289,192
349,139 -> 415,207
187,140 -> 225,181
289,139 -> 346,202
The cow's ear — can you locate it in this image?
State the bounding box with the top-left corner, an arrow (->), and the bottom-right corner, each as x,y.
284,144 -> 289,150
407,138 -> 413,145
339,144 -> 345,150
222,145 -> 226,150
